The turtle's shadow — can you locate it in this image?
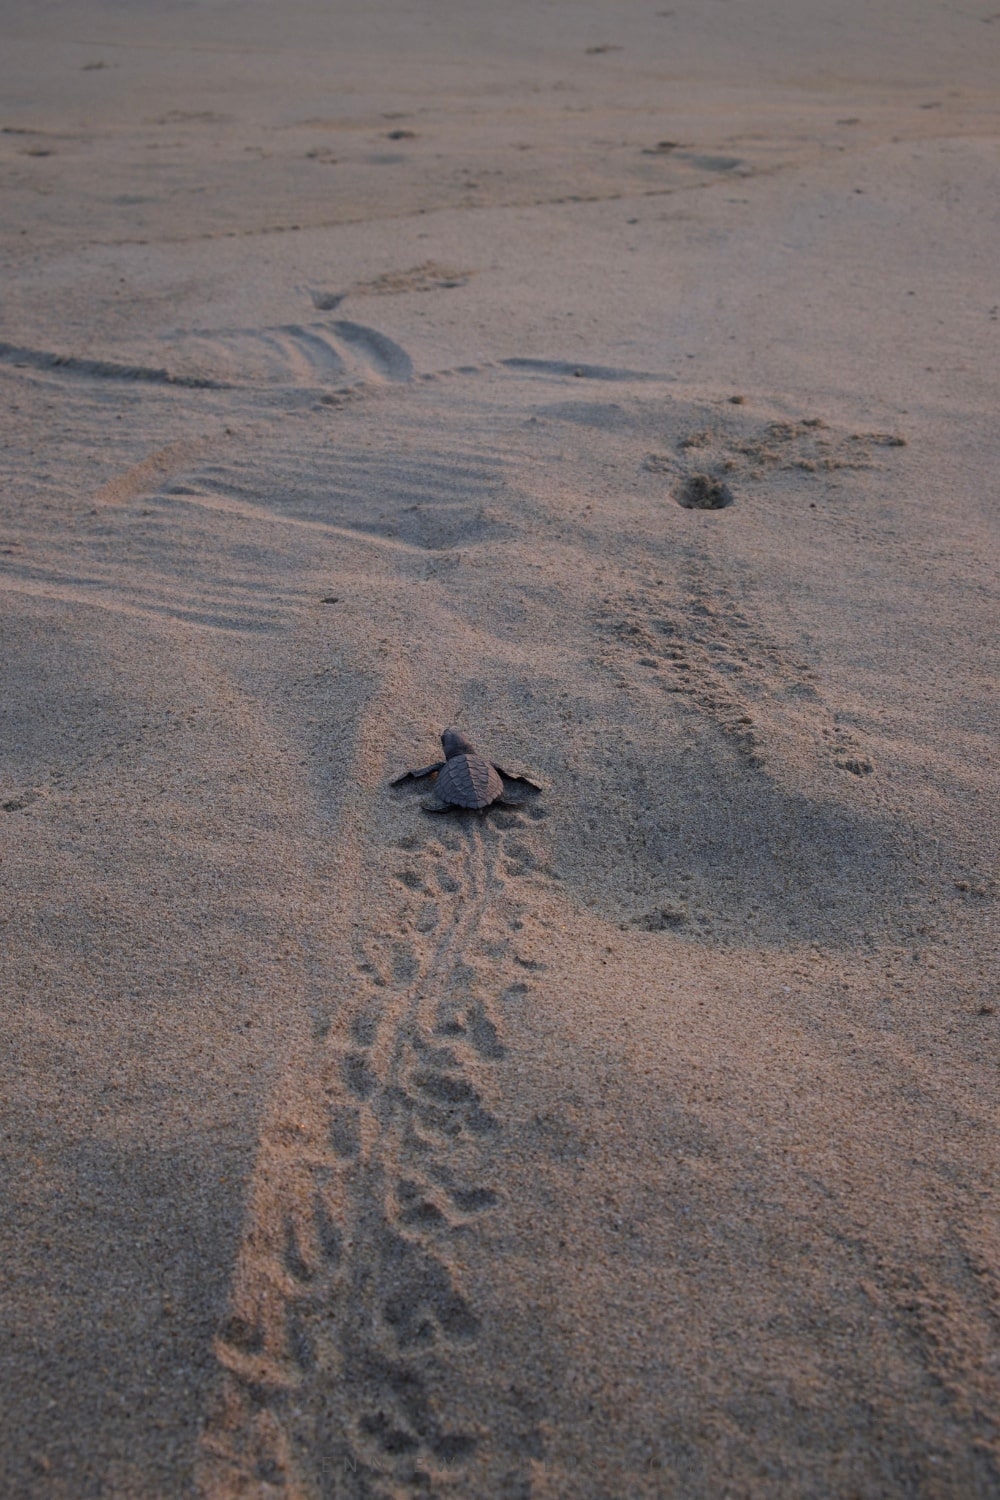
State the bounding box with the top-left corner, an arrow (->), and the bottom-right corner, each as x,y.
549,747 -> 942,949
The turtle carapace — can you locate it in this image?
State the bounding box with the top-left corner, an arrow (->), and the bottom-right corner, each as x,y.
391,729 -> 540,813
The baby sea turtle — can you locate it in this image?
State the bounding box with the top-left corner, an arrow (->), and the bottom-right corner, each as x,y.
392,729 -> 540,813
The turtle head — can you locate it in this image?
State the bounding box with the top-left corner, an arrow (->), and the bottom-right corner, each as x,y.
441,728 -> 476,759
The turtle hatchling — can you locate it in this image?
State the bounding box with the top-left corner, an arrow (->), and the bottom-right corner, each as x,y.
392,729 -> 541,813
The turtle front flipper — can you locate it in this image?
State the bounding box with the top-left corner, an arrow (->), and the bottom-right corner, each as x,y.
391,760 -> 444,785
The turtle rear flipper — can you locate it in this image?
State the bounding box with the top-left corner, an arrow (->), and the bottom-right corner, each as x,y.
391,760 -> 444,785
420,791 -> 451,813
495,792 -> 532,808
494,767 -> 542,791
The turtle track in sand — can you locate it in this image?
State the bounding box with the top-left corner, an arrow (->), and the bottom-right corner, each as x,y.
198,788 -> 552,1498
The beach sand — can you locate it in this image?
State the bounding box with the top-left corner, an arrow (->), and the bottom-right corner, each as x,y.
1,2 -> 998,1495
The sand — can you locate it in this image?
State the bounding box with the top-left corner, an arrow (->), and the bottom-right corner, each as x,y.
1,1 -> 998,1495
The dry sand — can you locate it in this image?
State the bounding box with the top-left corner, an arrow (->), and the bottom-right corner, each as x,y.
1,2 -> 998,1495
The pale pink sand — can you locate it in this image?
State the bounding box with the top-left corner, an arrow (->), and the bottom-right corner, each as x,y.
1,2 -> 997,1495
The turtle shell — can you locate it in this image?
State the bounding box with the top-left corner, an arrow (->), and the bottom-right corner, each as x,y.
435,752 -> 504,809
